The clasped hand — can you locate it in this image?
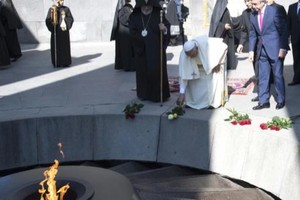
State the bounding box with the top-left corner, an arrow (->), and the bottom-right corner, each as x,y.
278,49 -> 287,59
159,23 -> 167,32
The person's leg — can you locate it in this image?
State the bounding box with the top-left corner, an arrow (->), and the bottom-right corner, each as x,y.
289,44 -> 300,85
272,58 -> 285,108
253,48 -> 271,110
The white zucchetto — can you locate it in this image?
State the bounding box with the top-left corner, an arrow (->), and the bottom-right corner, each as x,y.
183,40 -> 195,52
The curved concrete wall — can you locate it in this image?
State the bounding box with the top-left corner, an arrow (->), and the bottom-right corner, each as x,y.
0,112 -> 300,200
13,0 -> 296,43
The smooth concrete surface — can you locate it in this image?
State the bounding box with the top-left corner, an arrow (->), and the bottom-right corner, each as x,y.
0,41 -> 300,200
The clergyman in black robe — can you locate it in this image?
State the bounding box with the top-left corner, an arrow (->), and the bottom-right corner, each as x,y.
46,0 -> 74,67
0,0 -> 22,62
111,0 -> 135,71
0,2 -> 10,68
129,0 -> 170,102
209,0 -> 236,70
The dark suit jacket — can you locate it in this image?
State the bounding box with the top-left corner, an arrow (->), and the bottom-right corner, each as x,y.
249,4 -> 289,61
239,8 -> 252,47
272,3 -> 287,17
287,2 -> 300,45
271,3 -> 290,51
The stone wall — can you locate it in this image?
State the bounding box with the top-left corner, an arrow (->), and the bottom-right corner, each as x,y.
12,0 -> 296,43
1,112 -> 300,200
14,0 -> 118,43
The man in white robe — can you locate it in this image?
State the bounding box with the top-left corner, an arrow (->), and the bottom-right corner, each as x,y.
177,35 -> 228,109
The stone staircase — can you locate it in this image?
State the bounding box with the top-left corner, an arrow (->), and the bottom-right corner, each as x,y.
107,161 -> 278,200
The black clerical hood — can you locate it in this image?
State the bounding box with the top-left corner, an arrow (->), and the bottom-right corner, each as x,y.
209,0 -> 228,37
135,0 -> 161,8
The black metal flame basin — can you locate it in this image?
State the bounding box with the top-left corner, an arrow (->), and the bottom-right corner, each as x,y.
0,166 -> 134,200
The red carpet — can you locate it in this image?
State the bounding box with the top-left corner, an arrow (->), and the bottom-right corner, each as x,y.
168,77 -> 255,95
227,78 -> 255,95
169,76 -> 179,92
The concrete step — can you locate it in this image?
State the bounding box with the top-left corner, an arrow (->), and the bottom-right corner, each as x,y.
133,174 -> 243,190
135,188 -> 274,200
109,161 -> 152,175
127,165 -> 201,182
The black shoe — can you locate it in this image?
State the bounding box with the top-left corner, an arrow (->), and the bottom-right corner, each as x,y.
253,103 -> 270,110
288,81 -> 300,86
207,105 -> 215,109
251,96 -> 259,102
276,102 -> 285,109
10,55 -> 22,62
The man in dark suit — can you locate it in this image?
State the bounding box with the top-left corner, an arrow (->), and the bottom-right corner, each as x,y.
236,0 -> 262,103
267,0 -> 287,16
287,1 -> 300,86
237,0 -> 253,54
248,0 -> 289,110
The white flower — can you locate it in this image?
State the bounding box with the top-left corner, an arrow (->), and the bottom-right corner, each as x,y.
168,114 -> 174,120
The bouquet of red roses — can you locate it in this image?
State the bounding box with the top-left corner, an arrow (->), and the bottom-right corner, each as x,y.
224,108 -> 252,126
260,116 -> 292,131
123,103 -> 144,119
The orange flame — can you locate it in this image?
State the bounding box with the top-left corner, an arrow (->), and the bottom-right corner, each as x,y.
39,160 -> 70,200
39,143 -> 69,200
57,143 -> 64,159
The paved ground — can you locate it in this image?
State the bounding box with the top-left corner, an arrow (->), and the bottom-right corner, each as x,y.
0,41 -> 299,122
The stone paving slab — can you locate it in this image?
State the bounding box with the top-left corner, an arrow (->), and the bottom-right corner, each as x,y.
0,42 -> 299,120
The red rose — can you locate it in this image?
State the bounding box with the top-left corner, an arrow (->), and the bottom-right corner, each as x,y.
127,113 -> 135,119
260,123 -> 268,130
231,120 -> 238,125
239,120 -> 245,125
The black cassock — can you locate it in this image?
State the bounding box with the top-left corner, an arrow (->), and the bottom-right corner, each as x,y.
0,2 -> 10,67
0,11 -> 10,67
0,22 -> 10,67
209,0 -> 236,70
111,2 -> 134,71
45,5 -> 74,67
0,0 -> 22,60
130,7 -> 170,102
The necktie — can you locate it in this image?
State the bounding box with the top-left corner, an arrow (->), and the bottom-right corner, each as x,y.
259,11 -> 263,31
298,5 -> 300,21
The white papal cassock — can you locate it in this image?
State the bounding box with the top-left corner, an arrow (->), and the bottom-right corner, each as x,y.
179,35 -> 228,109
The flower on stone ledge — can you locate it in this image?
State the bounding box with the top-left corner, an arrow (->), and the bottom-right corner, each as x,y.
166,106 -> 185,120
224,108 -> 251,126
123,103 -> 144,119
260,116 -> 293,131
